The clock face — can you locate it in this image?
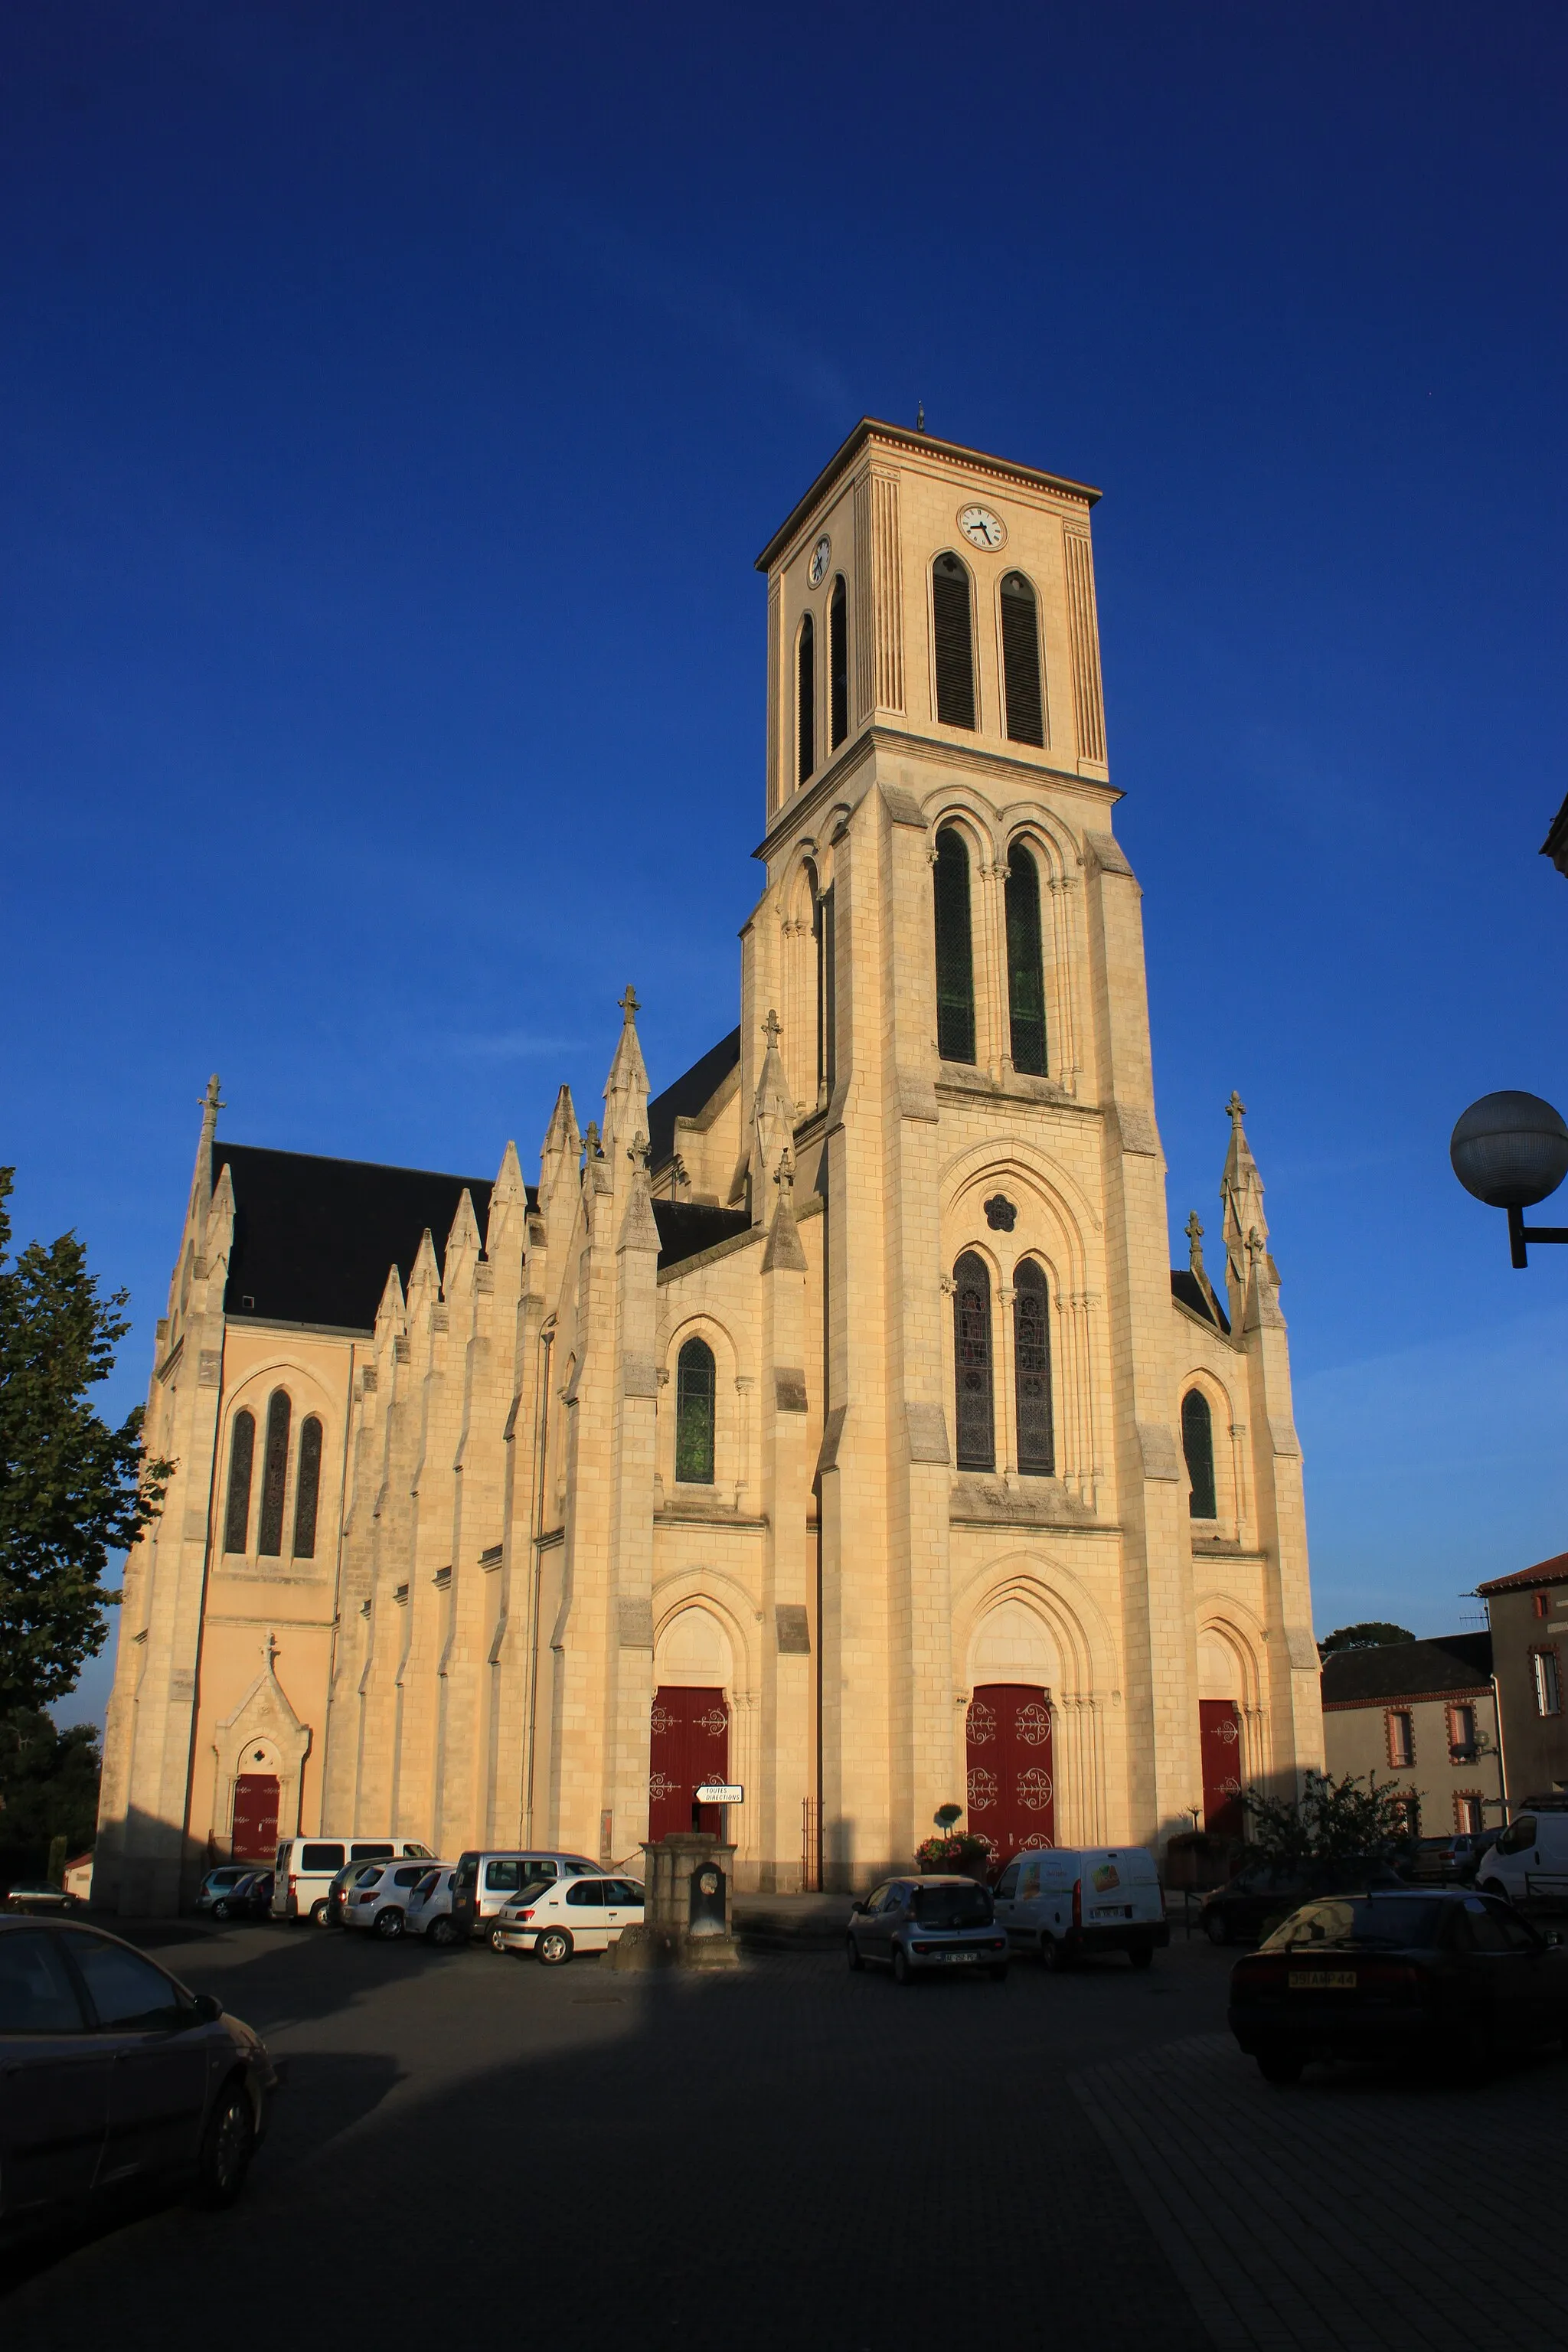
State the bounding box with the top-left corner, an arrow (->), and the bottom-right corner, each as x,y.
808,534 -> 831,588
958,504 -> 1006,552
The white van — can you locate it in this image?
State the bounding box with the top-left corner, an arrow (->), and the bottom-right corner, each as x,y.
1476,1811 -> 1568,1907
992,1846 -> 1168,1968
272,1835 -> 434,1926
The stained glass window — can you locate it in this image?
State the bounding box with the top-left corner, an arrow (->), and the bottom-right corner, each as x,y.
224,1410 -> 254,1554
1000,570 -> 1044,746
933,552 -> 975,729
797,613 -> 815,786
933,827 -> 976,1065
1181,1389 -> 1217,1520
1013,1259 -> 1054,1476
953,1252 -> 995,1472
675,1339 -> 716,1485
1005,841 -> 1047,1077
257,1390 -> 292,1557
293,1416 -> 322,1559
829,575 -> 848,749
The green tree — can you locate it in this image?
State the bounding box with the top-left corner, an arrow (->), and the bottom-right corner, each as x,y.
0,1168 -> 172,1714
1317,1621 -> 1415,1660
1243,1769 -> 1415,1870
0,1711 -> 103,1869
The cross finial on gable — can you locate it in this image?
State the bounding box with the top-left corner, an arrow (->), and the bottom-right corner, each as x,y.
627,1129 -> 649,1171
761,1008 -> 782,1047
583,1119 -> 603,1160
1185,1210 -> 1204,1257
1226,1090 -> 1246,1129
619,984 -> 640,1025
202,1074 -> 225,1118
1246,1223 -> 1266,1266
775,1147 -> 794,1195
263,1628 -> 280,1671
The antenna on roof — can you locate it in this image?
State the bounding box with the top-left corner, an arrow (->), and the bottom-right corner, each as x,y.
916,400 -> 926,433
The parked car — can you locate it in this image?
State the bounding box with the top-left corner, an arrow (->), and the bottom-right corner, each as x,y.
196,1865 -> 266,1916
210,1870 -> 274,1923
1198,1858 -> 1404,1949
993,1846 -> 1168,1968
0,1915 -> 279,2231
1403,1834 -> 1494,1886
846,1876 -> 1010,1984
1475,1811 -> 1568,1908
324,1860 -> 387,1929
3,1883 -> 83,1916
493,1874 -> 645,1965
272,1837 -> 434,1926
343,1859 -> 452,1940
449,1851 -> 600,1945
405,1867 -> 459,1945
1227,1888 -> 1568,2083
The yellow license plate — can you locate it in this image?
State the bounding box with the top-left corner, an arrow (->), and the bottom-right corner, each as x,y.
1289,1969 -> 1357,1990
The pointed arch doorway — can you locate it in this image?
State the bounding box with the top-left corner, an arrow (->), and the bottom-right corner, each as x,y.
649,1606 -> 733,1841
965,1685 -> 1055,1866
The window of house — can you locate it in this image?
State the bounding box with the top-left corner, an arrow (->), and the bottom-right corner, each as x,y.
999,570 -> 1044,746
932,553 -> 976,730
933,826 -> 976,1064
828,576 -> 848,750
796,615 -> 815,786
1387,1710 -> 1415,1769
1013,1259 -> 1054,1476
1448,1703 -> 1478,1760
224,1408 -> 255,1555
256,1390 -> 292,1557
1004,841 -> 1047,1076
1533,1591 -> 1550,1619
1181,1390 -> 1217,1521
675,1339 -> 717,1485
1455,1792 -> 1485,1836
1533,1648 -> 1562,1717
293,1416 -> 323,1559
952,1251 -> 995,1473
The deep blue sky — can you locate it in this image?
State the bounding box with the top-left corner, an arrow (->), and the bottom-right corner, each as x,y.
5,3 -> 1566,1728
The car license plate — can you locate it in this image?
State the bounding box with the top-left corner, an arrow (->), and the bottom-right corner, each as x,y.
939,1951 -> 976,1964
1289,1969 -> 1357,1990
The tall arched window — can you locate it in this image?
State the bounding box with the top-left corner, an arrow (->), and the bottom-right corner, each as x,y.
1000,570 -> 1044,746
796,614 -> 815,786
1004,841 -> 1047,1077
814,879 -> 836,1097
292,1415 -> 323,1559
952,1252 -> 995,1472
1013,1259 -> 1054,1475
828,575 -> 848,750
933,826 -> 976,1064
675,1339 -> 716,1485
224,1409 -> 255,1554
932,552 -> 975,729
257,1389 -> 292,1557
1181,1389 -> 1217,1521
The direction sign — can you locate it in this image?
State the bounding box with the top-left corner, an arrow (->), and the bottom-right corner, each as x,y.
695,1782 -> 744,1805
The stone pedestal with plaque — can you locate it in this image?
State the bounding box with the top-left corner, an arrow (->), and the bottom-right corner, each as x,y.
631,1831 -> 739,1969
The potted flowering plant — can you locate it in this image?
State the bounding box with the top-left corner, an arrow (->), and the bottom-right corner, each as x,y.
916,1806 -> 992,1880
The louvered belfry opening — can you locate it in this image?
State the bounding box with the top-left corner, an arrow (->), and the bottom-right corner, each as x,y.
1000,570 -> 1044,745
1182,1390 -> 1217,1520
1004,841 -> 1048,1076
828,575 -> 848,749
933,826 -> 977,1064
932,552 -> 975,729
796,613 -> 815,786
224,1409 -> 255,1554
953,1251 -> 995,1472
1013,1259 -> 1054,1475
257,1389 -> 292,1556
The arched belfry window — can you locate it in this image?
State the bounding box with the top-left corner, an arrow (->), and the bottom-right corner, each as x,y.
952,1252 -> 995,1472
1000,570 -> 1044,746
1004,841 -> 1047,1077
224,1410 -> 255,1554
1182,1389 -> 1217,1521
828,576 -> 848,750
1013,1259 -> 1054,1475
293,1416 -> 323,1559
932,552 -> 975,730
257,1389 -> 292,1557
812,874 -> 836,1098
796,614 -> 815,786
933,826 -> 976,1065
675,1339 -> 716,1485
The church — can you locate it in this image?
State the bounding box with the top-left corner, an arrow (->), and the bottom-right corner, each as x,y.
93,417 -> 1324,1915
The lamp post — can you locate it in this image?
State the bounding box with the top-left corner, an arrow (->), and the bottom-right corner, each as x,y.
1450,1090 -> 1568,1267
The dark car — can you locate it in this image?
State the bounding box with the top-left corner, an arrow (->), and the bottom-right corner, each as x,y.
325,1860 -> 384,1928
1227,1889 -> 1568,2083
1199,1858 -> 1404,1949
211,1871 -> 274,1923
1403,1834 -> 1494,1887
0,1915 -> 279,2236
846,1876 -> 1010,1984
4,1883 -> 83,1916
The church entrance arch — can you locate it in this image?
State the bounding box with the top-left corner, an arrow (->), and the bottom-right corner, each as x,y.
965,1685 -> 1054,1865
648,1689 -> 730,1841
1198,1630 -> 1246,1840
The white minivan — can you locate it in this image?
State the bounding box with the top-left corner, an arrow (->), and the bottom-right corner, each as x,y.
272,1836 -> 434,1926
992,1846 -> 1168,1968
1476,1811 -> 1568,1907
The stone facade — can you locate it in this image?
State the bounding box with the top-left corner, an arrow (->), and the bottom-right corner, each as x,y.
93,418 -> 1324,1914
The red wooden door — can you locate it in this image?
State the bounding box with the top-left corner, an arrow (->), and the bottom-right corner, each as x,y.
1200,1700 -> 1245,1838
232,1773 -> 281,1862
648,1687 -> 730,1841
965,1684 -> 1055,1867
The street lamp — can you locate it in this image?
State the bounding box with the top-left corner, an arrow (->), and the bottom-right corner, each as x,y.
1450,1090 -> 1568,1267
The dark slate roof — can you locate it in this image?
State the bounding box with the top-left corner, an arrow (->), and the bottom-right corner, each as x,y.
647,1028 -> 742,1172
1321,1633 -> 1494,1707
652,1199 -> 753,1272
212,1141 -> 534,1331
1477,1550 -> 1568,1596
1171,1268 -> 1230,1333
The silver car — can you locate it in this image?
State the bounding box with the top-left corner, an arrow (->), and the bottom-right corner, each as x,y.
847,1875 -> 1010,1984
